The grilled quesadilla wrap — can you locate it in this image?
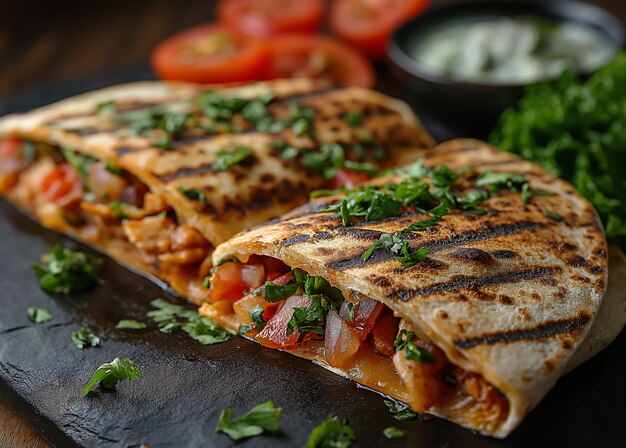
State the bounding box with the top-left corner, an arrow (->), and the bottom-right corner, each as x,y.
200,139 -> 609,437
0,79 -> 433,303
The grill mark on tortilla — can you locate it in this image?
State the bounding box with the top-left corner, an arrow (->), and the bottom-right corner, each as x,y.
491,250 -> 517,259
454,314 -> 591,349
326,220 -> 542,271
388,266 -> 560,302
115,146 -> 148,156
281,234 -> 310,247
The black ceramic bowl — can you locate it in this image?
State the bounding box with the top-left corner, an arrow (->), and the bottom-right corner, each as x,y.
388,0 -> 625,137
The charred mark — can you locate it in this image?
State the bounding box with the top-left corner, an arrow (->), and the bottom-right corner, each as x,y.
156,155 -> 258,182
334,227 -> 384,241
449,248 -> 495,265
567,256 -> 587,267
491,250 -> 517,259
388,266 -> 560,302
326,221 -> 542,271
115,146 -> 146,156
454,314 -> 591,350
313,231 -> 333,240
281,234 -> 310,247
270,85 -> 341,105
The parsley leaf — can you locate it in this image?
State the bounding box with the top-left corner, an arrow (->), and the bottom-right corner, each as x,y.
215,401 -> 282,441
345,111 -> 363,128
116,319 -> 147,330
238,305 -> 267,334
178,187 -> 206,204
147,298 -> 230,344
398,216 -> 440,233
544,209 -> 563,221
261,281 -> 299,302
27,307 -> 53,323
82,357 -> 142,396
384,400 -> 418,421
306,416 -> 355,448
61,148 -> 97,181
393,329 -> 437,364
109,201 -> 129,220
212,146 -> 252,171
383,427 -> 405,439
95,100 -> 117,115
362,232 -> 429,268
71,328 -> 100,349
32,246 -> 102,294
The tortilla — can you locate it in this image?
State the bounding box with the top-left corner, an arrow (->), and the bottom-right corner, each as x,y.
200,139 -> 610,437
0,79 -> 434,303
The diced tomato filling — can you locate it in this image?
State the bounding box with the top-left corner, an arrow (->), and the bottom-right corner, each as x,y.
328,168 -> 370,189
256,295 -> 314,349
40,163 -> 83,207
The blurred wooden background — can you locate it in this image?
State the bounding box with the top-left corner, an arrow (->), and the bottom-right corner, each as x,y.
0,0 -> 624,446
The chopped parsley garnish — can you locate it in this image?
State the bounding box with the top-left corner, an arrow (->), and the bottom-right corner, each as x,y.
286,269 -> 344,339
109,201 -> 129,220
178,187 -> 206,204
306,416 -> 355,448
399,216 -> 441,233
115,107 -> 192,149
212,146 -> 252,171
215,401 -> 282,441
544,209 -> 563,221
104,160 -> 123,175
27,307 -> 53,323
345,111 -> 363,128
61,148 -> 96,181
116,319 -> 147,330
82,357 -> 141,397
261,281 -> 299,302
238,305 -> 266,334
95,100 -> 117,115
147,298 -> 230,345
272,141 -> 378,179
361,232 -> 429,268
383,427 -> 405,439
394,329 -> 437,364
476,171 -> 526,191
71,328 -> 100,349
21,141 -> 37,163
384,399 -> 418,421
32,246 -> 102,294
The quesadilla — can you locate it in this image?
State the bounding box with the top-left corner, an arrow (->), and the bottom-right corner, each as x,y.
0,79 -> 433,303
200,139 -> 609,437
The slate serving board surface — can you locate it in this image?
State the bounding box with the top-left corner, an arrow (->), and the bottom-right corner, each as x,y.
0,69 -> 625,448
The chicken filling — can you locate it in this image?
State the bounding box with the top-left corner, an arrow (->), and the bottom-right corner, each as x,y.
0,138 -> 213,298
203,255 -> 509,424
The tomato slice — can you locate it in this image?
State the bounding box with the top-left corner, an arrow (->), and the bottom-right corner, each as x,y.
330,0 -> 430,59
207,260 -> 266,302
264,35 -> 376,88
328,169 -> 371,190
256,295 -> 312,349
217,0 -> 324,37
151,24 -> 269,83
40,164 -> 83,206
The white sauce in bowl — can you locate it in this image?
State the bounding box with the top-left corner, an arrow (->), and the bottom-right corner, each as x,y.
409,16 -> 616,84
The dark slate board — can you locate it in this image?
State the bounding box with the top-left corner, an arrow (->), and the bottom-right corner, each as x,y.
0,68 -> 625,448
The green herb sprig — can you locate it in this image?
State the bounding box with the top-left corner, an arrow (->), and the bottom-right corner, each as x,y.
32,246 -> 102,294
306,416 -> 355,448
393,329 -> 437,364
215,401 -> 282,441
82,357 -> 141,396
71,328 -> 100,349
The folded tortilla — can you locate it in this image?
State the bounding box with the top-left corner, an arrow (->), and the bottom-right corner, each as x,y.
200,139 -> 614,437
0,79 -> 434,303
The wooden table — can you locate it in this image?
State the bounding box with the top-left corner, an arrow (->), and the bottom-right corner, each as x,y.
1,0 -> 624,446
